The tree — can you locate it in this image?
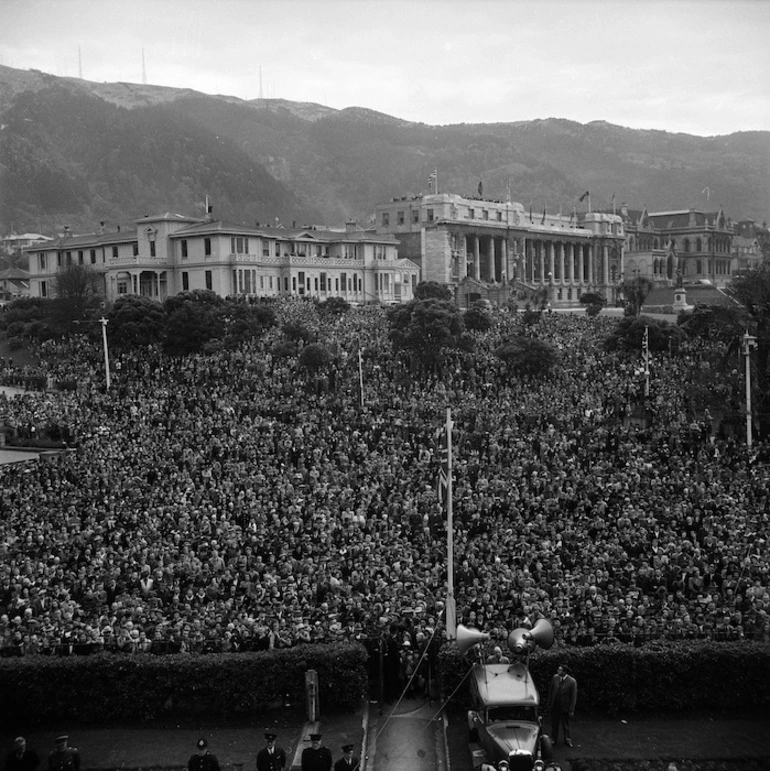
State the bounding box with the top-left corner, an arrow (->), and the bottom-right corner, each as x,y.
604,315 -> 685,353
107,295 -> 167,348
495,336 -> 559,379
388,298 -> 466,370
414,281 -> 452,301
318,297 -> 350,317
222,301 -> 275,347
52,262 -> 103,330
163,289 -> 223,315
163,299 -> 223,355
298,342 -> 331,373
579,292 -> 606,317
464,306 -> 492,332
729,264 -> 770,436
622,276 -> 653,317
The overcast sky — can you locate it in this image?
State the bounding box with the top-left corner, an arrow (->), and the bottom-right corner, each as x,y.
2,0 -> 768,136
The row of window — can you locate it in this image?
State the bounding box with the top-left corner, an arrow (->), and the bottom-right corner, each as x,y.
232,269 -> 367,295
629,235 -> 732,253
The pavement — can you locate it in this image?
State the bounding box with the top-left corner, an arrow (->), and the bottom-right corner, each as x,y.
3,702 -> 770,771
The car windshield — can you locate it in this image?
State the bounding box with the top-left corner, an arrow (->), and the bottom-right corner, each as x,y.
487,706 -> 538,722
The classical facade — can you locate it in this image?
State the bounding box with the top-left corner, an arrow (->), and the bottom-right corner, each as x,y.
375,193 -> 625,307
620,206 -> 744,287
25,212 -> 419,305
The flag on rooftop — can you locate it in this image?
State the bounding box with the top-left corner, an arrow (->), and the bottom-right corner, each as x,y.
579,190 -> 590,202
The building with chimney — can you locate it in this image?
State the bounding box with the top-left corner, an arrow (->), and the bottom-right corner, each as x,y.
25,211 -> 418,305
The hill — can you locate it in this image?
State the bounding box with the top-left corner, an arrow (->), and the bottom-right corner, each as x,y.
1,64 -> 768,236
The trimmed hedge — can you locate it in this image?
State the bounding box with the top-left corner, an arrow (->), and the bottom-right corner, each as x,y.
439,640 -> 770,714
0,642 -> 367,725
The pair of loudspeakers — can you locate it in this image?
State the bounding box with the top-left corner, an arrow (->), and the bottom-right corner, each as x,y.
456,618 -> 554,656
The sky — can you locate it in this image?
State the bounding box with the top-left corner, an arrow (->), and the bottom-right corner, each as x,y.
2,0 -> 769,137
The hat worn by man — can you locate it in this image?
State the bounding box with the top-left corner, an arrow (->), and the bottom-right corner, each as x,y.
264,731 -> 277,741
309,733 -> 322,742
54,736 -> 69,744
196,738 -> 208,749
342,744 -> 354,753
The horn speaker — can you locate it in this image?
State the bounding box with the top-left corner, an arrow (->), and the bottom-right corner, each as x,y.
456,624 -> 490,655
507,619 -> 555,655
528,618 -> 555,650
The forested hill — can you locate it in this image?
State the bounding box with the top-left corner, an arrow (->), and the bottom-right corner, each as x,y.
1,64 -> 768,237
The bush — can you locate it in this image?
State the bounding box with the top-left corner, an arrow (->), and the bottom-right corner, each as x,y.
0,642 -> 367,726
7,337 -> 23,351
439,640 -> 770,715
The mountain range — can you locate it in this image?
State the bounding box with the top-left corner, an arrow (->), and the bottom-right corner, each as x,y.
1,64 -> 768,240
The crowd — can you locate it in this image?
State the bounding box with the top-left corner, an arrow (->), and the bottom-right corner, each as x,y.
0,305 -> 769,666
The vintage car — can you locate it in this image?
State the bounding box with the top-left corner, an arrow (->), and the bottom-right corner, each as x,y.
468,661 -> 555,771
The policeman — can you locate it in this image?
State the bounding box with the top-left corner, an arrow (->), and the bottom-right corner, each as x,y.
187,738 -> 221,771
333,744 -> 359,771
300,733 -> 331,771
256,731 -> 287,771
48,736 -> 80,771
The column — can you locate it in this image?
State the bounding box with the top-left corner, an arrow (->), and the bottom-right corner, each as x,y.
473,235 -> 480,280
547,241 -> 555,282
488,236 -> 496,281
557,242 -> 565,282
578,244 -> 585,284
588,244 -> 595,286
603,244 -> 610,287
501,238 -> 508,282
566,243 -> 573,282
460,234 -> 468,279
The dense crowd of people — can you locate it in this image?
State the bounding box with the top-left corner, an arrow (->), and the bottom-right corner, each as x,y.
1,304 -> 768,668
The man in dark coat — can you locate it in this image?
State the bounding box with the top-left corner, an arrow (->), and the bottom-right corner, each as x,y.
187,738 -> 221,771
256,731 -> 287,771
547,664 -> 578,747
6,737 -> 40,771
48,736 -> 79,771
301,734 -> 331,771
333,744 -> 359,771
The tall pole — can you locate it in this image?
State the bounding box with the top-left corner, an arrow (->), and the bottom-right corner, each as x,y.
358,347 -> 364,408
445,407 -> 457,639
743,331 -> 757,447
99,316 -> 111,390
643,325 -> 650,398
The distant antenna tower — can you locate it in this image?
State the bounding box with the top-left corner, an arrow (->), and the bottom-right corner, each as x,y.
142,48 -> 147,84
78,45 -> 83,79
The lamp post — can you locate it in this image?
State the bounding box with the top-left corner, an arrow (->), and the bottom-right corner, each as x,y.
742,331 -> 757,447
75,316 -> 111,390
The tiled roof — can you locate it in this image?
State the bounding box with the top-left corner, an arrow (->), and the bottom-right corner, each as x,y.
0,267 -> 30,280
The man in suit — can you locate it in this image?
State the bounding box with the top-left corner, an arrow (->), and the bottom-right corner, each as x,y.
6,737 -> 40,771
256,731 -> 286,771
333,744 -> 359,771
547,664 -> 577,747
301,734 -> 331,771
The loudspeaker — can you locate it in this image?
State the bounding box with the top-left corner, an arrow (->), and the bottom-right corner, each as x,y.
456,624 -> 490,656
506,619 -> 555,655
528,618 -> 555,650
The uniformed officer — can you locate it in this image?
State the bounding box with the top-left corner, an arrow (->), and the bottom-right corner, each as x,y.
187,738 -> 221,771
256,731 -> 287,771
333,744 -> 359,771
48,735 -> 80,771
300,733 -> 331,771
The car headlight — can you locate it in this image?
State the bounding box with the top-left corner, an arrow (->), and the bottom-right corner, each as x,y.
534,762 -> 545,771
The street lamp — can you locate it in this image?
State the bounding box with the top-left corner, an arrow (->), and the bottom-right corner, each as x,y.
75,316 -> 111,390
742,331 -> 757,447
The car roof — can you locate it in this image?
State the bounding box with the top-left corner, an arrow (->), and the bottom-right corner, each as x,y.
472,662 -> 541,707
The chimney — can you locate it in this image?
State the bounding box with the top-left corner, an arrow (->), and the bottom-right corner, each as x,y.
98,221 -> 105,235
206,204 -> 214,222
346,220 -> 357,232
63,226 -> 71,239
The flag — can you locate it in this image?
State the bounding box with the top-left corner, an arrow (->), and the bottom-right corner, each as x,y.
529,204 -> 533,223
428,169 -> 437,192
437,467 -> 448,505
579,190 -> 590,202
541,206 -> 547,224
478,180 -> 484,197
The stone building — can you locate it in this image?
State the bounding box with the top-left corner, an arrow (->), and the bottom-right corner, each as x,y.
375,192 -> 625,308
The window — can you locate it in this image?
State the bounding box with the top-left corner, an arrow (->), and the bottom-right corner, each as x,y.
204,237 -> 212,256
497,212 -> 503,222
468,209 -> 475,219
66,251 -> 72,265
57,253 -> 62,267
205,270 -> 212,291
90,250 -> 96,264
40,281 -> 47,298
483,210 -> 489,220
78,250 -> 84,264
412,210 -> 419,224
133,243 -> 139,257
320,272 -> 327,291
696,260 -> 702,274
150,241 -> 156,257
382,212 -> 390,227
112,246 -> 119,259
263,241 -> 271,256
182,272 -> 189,291
181,240 -> 188,258
39,254 -> 47,271
397,211 -> 405,225
427,209 -> 434,222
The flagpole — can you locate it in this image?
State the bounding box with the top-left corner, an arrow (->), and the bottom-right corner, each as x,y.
445,407 -> 457,639
643,326 -> 650,398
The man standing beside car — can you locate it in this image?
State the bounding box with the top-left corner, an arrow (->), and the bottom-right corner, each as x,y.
547,664 -> 577,747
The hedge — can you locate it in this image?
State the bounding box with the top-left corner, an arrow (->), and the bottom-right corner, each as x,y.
438,640 -> 770,714
0,642 -> 368,725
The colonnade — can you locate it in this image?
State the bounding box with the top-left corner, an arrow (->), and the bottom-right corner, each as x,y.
455,232 -> 615,290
